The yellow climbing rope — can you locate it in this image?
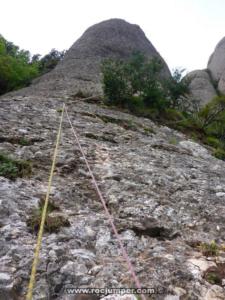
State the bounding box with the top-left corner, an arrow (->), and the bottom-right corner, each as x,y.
26,103 -> 65,300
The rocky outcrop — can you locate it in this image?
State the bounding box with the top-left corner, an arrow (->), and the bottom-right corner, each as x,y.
186,36 -> 225,106
207,37 -> 225,83
218,70 -> 225,94
185,70 -> 217,106
14,19 -> 170,98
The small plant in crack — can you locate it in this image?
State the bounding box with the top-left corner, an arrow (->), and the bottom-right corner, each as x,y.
204,263 -> 225,286
56,108 -> 63,113
27,198 -> 70,233
18,137 -> 30,146
168,136 -> 178,145
199,241 -> 219,257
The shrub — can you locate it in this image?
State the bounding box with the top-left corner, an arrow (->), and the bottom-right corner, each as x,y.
143,126 -> 156,134
102,52 -> 191,117
205,271 -> 221,285
198,95 -> 225,129
0,153 -> 32,180
213,148 -> 225,160
18,137 -> 30,146
102,52 -> 167,110
101,59 -> 132,107
204,262 -> 225,286
196,96 -> 225,157
164,68 -> 190,109
162,108 -> 185,122
125,96 -> 141,112
205,136 -> 222,148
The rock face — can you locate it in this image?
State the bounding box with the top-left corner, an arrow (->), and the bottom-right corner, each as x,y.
0,93 -> 225,299
185,70 -> 217,106
207,37 -> 225,83
218,70 -> 225,94
17,19 -> 170,98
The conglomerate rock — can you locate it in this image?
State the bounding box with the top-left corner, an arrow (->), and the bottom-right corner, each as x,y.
207,36 -> 225,83
218,70 -> 225,94
11,19 -> 170,99
0,93 -> 225,300
185,70 -> 217,106
186,36 -> 225,105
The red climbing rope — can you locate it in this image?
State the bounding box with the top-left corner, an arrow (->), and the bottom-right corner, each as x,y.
64,105 -> 146,300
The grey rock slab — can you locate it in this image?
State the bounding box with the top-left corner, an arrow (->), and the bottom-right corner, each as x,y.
208,36 -> 225,83
178,140 -> 210,159
218,69 -> 225,94
185,69 -> 217,106
60,261 -> 88,276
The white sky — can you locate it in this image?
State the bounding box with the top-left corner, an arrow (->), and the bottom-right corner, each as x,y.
1,0 -> 225,73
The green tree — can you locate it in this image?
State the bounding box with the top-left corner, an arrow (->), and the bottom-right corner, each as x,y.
102,52 -> 167,110
101,59 -> 132,107
0,34 -> 39,95
38,49 -> 66,74
0,34 -> 65,95
164,68 -> 190,109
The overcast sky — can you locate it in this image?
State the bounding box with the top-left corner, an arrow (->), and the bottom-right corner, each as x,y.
1,0 -> 225,73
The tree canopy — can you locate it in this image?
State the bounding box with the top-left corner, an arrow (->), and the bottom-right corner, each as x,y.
0,34 -> 65,95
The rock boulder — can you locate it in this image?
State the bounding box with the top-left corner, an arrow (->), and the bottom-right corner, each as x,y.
207,36 -> 225,83
186,70 -> 217,106
218,70 -> 225,94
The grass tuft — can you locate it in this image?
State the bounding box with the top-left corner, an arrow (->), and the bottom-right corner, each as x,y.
27,198 -> 70,233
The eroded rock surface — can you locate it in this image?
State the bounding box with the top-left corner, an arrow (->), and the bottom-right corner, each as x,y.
186,36 -> 225,105
218,70 -> 225,94
0,93 -> 225,299
208,37 -> 225,83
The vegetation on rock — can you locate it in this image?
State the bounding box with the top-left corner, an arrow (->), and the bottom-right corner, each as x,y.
27,198 -> 70,233
102,53 -> 225,160
199,241 -> 220,257
34,48 -> 66,74
0,152 -> 32,180
102,52 -> 189,112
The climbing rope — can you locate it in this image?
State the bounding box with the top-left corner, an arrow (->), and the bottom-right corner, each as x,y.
26,102 -> 146,300
64,105 -> 146,300
26,103 -> 65,300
